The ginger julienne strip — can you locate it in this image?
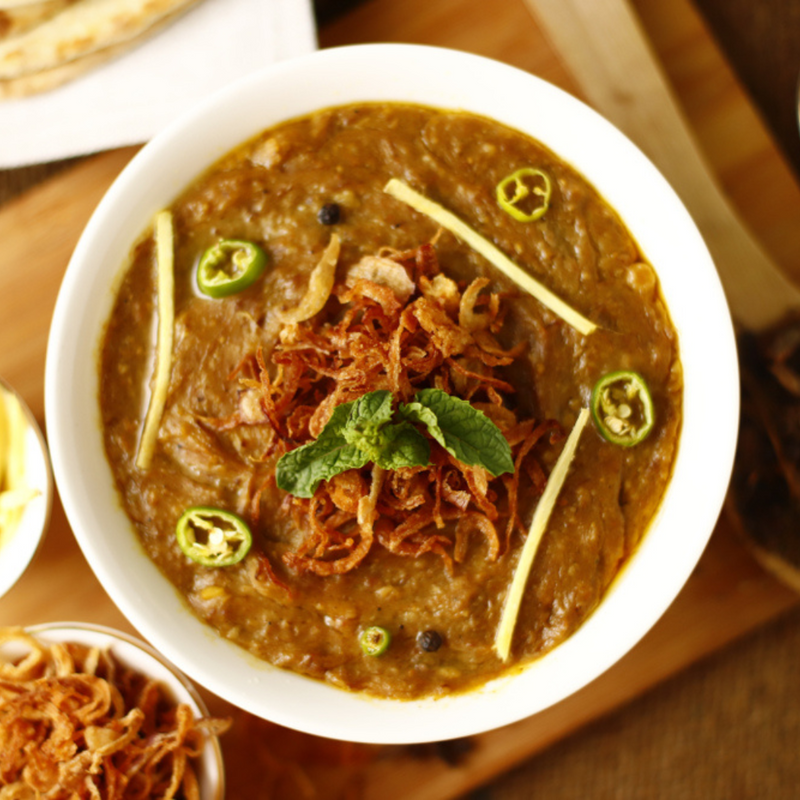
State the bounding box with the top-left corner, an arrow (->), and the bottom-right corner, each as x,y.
384,179 -> 597,336
494,407 -> 590,661
136,210 -> 175,471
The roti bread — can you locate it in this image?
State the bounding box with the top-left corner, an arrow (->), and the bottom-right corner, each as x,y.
0,3 -> 192,98
0,0 -> 203,93
0,1 -> 76,41
0,1 -> 70,6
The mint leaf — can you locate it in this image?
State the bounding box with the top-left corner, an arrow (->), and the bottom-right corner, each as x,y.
346,390 -> 395,430
322,397 -> 360,437
373,422 -> 431,470
341,391 -> 430,469
341,390 -> 394,462
275,387 -> 513,499
276,434 -> 369,499
276,391 -> 431,497
398,400 -> 439,433
400,388 -> 514,477
276,398 -> 367,498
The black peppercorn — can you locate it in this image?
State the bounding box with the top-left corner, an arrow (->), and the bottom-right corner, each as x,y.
317,202 -> 341,225
417,629 -> 443,652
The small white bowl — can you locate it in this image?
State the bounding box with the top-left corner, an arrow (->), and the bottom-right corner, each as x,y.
0,378 -> 52,599
4,622 -> 225,799
44,44 -> 739,744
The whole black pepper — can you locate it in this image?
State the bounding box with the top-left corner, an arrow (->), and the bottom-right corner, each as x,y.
317,202 -> 341,225
417,629 -> 443,652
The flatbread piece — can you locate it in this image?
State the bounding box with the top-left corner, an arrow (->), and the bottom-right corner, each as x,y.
0,0 -> 204,97
0,1 -> 77,41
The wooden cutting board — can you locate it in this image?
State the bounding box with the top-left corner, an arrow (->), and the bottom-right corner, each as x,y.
2,0 -> 800,797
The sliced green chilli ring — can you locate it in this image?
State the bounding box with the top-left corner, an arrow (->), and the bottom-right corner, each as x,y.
496,167 -> 552,223
590,370 -> 655,447
359,626 -> 391,656
196,238 -> 267,298
175,506 -> 253,567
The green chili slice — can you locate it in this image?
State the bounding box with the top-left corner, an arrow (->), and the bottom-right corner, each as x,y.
590,371 -> 655,447
359,626 -> 391,656
175,506 -> 252,567
197,239 -> 267,298
496,167 -> 552,222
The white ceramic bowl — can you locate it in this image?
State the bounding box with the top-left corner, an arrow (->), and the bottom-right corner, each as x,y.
44,44 -> 739,744
3,622 -> 224,799
0,378 -> 52,599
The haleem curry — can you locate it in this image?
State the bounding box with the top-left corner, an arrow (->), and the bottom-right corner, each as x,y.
99,103 -> 682,699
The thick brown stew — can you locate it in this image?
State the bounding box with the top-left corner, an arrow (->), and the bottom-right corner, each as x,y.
99,103 -> 682,700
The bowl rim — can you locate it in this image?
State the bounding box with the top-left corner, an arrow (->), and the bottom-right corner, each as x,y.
0,377 -> 52,600
16,621 -> 225,799
44,42 -> 739,744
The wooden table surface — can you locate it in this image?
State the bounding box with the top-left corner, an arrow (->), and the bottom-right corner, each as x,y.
1,0 -> 799,797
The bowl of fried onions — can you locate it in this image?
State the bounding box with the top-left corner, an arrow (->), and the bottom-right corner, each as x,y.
0,623 -> 227,799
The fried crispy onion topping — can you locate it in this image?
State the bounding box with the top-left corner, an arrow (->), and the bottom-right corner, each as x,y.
0,628 -> 229,800
240,242 -> 562,576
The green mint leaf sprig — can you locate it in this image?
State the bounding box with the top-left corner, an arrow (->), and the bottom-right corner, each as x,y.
276,391 -> 429,498
400,388 -> 515,477
274,401 -> 370,499
373,422 -> 433,470
276,388 -> 514,499
337,391 -> 431,470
